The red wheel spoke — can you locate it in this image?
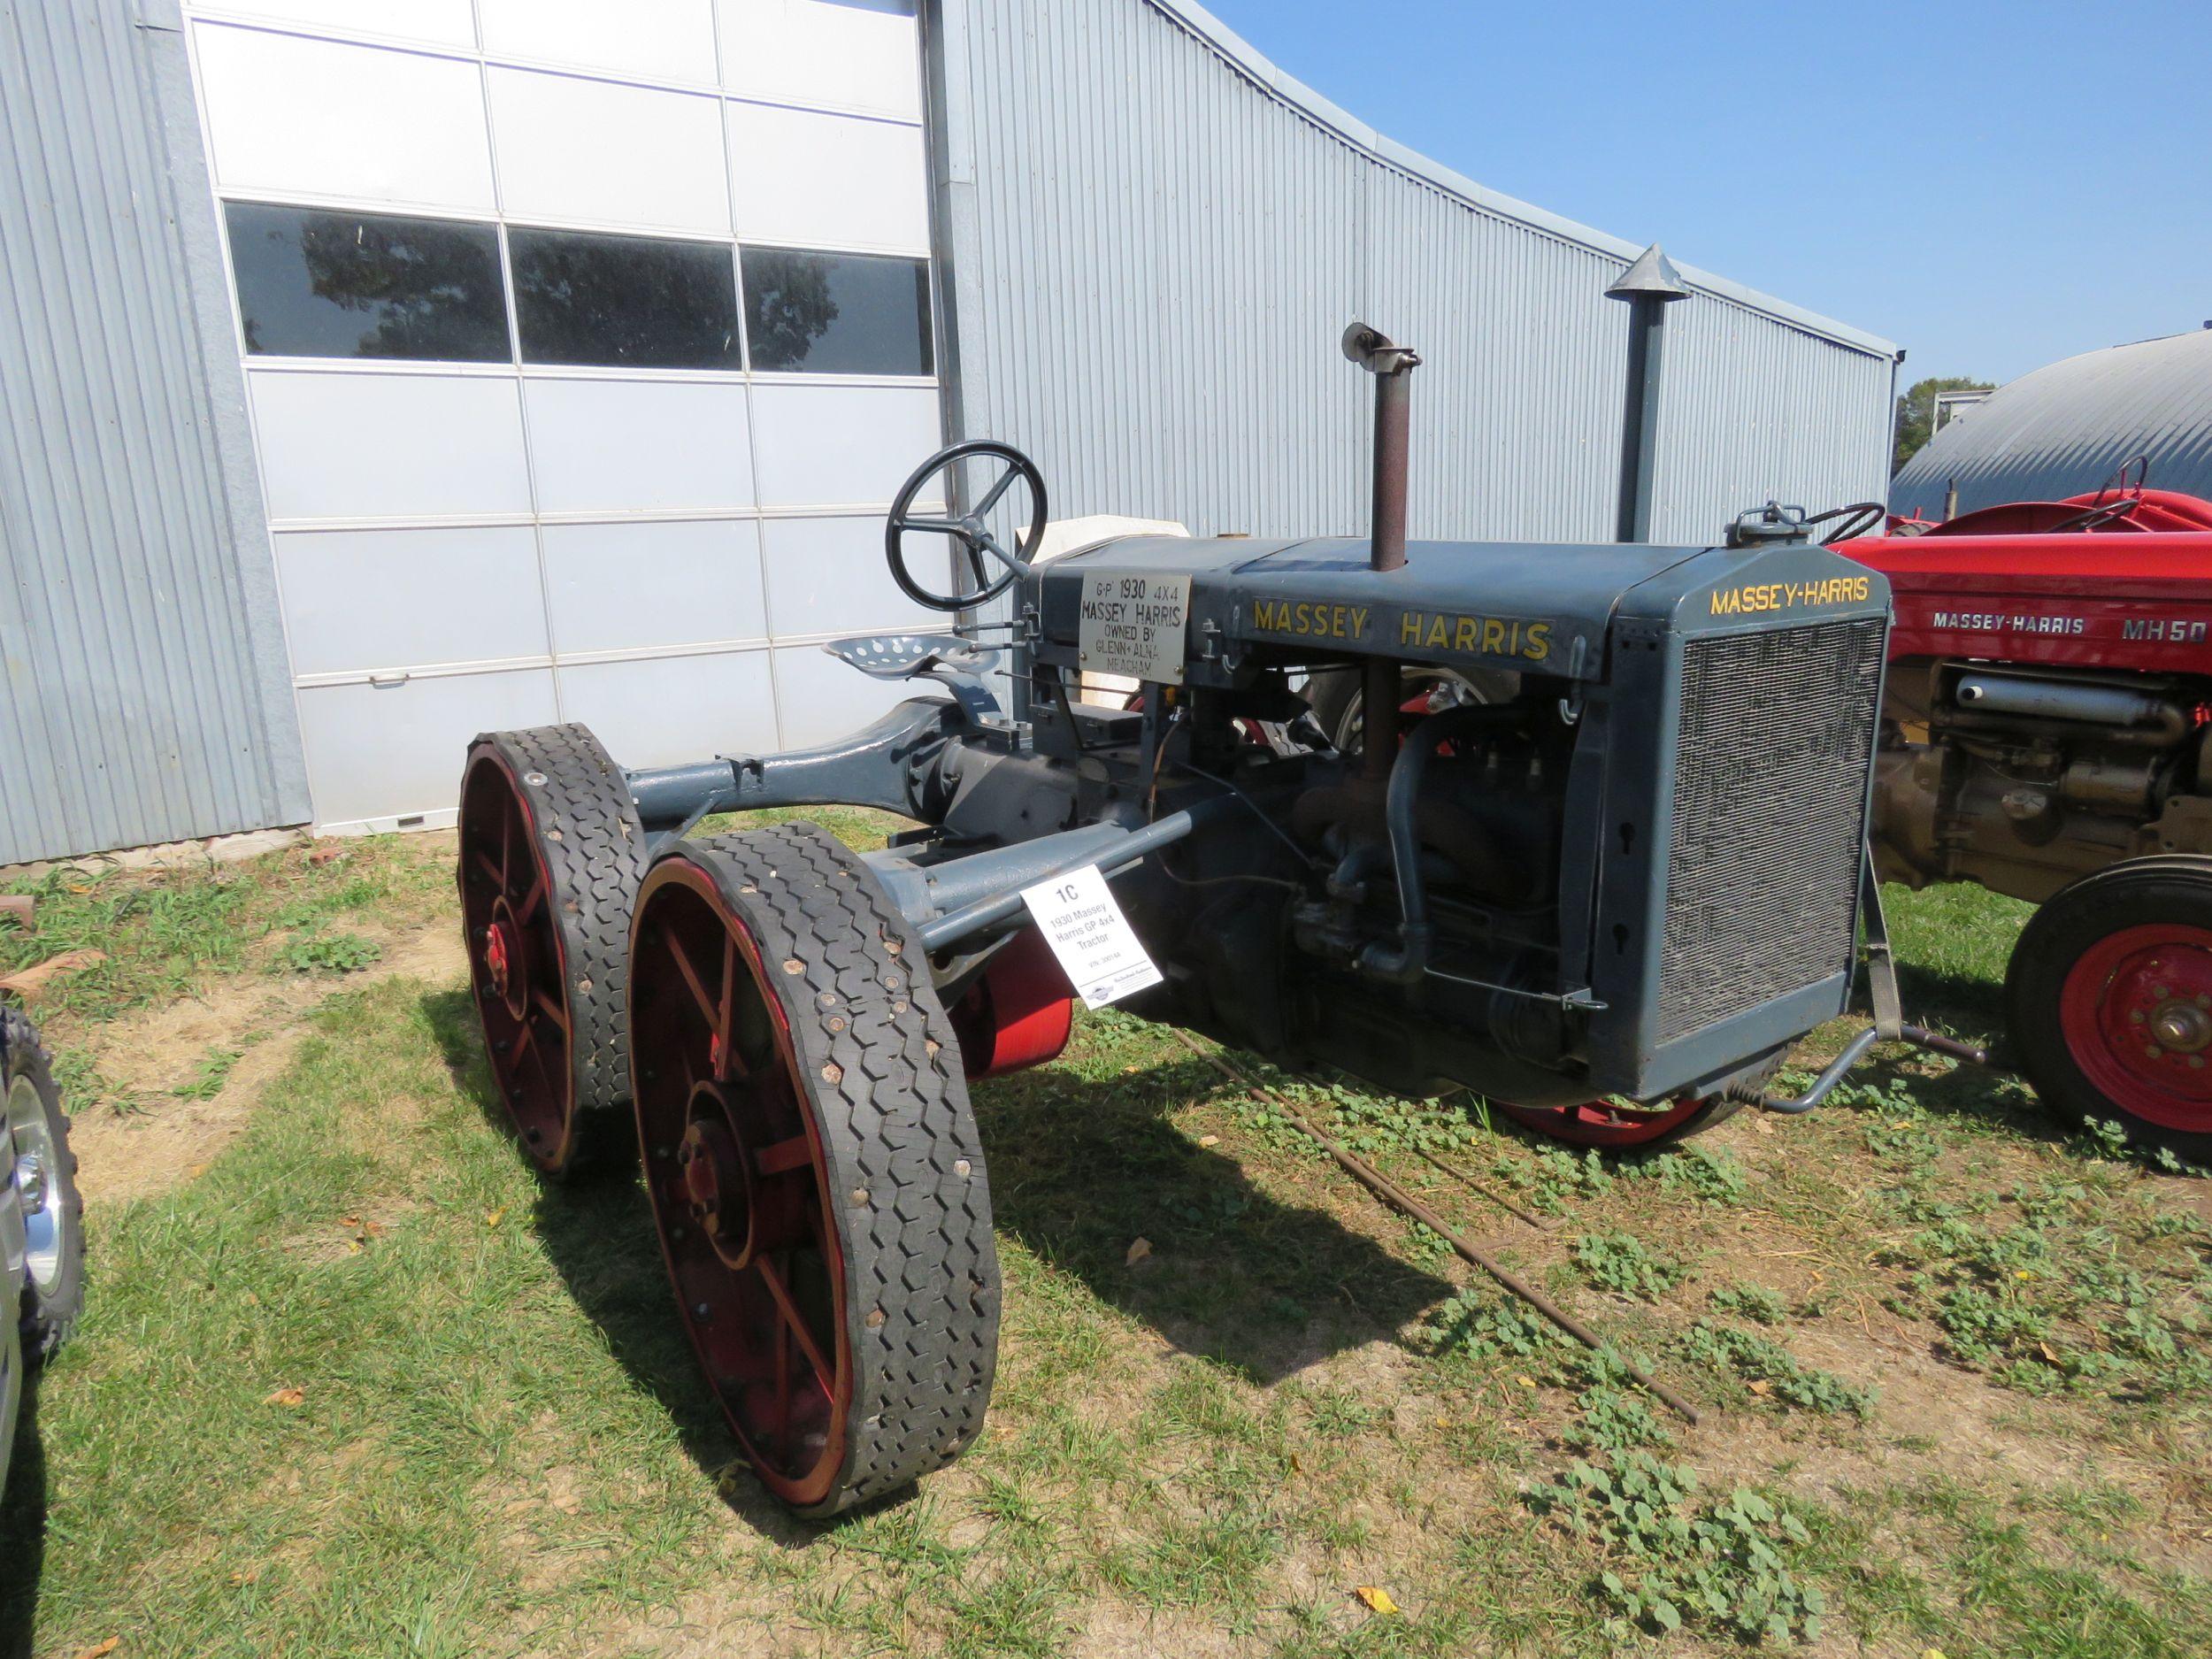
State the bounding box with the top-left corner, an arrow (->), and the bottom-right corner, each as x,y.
661,929 -> 720,1028
522,1026 -> 560,1109
515,870 -> 548,926
756,1256 -> 834,1397
755,1133 -> 813,1177
773,1314 -> 792,1447
531,986 -> 570,1032
716,934 -> 737,1080
472,849 -> 503,889
500,801 -> 516,894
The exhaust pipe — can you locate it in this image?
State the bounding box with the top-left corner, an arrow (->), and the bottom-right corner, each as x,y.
1605,244 -> 1690,543
1342,322 -> 1420,575
1343,323 -> 1421,782
1955,674 -> 2185,735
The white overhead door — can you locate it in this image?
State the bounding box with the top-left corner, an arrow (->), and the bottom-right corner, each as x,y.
185,0 -> 943,833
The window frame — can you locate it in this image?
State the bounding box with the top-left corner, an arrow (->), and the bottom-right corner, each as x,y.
222,199 -> 515,365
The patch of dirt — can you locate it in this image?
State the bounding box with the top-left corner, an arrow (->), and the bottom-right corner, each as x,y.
70,920 -> 466,1205
1068,1599 -> 1265,1657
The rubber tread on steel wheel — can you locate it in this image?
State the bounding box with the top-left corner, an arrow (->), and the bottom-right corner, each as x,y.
629,822 -> 998,1518
459,724 -> 648,1175
2007,854 -> 2212,1164
4,1008 -> 85,1358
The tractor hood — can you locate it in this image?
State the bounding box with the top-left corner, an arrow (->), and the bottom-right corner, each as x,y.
1031,534 -> 1889,686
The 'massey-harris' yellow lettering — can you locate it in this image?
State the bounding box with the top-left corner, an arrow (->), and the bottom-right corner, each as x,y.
1709,575 -> 1871,617
1252,598 -> 1371,641
1395,611 -> 1554,663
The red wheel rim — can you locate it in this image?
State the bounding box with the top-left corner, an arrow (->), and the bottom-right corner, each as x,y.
1491,1095 -> 1710,1149
1339,673 -> 1484,753
631,860 -> 851,1510
2057,923 -> 2212,1134
459,752 -> 575,1168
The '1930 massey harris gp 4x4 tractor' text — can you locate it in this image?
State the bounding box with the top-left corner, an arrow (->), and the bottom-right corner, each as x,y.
457,327 -> 1947,1516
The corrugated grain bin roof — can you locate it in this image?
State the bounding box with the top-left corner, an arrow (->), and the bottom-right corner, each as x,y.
1893,328 -> 2212,517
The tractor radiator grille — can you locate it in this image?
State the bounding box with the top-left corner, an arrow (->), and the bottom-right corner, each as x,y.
1656,618 -> 1886,1045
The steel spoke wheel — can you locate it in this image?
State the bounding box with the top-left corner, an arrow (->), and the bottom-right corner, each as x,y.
630,823 -> 998,1518
459,725 -> 647,1175
4,1008 -> 84,1359
2010,856 -> 2212,1162
1490,1093 -> 1738,1150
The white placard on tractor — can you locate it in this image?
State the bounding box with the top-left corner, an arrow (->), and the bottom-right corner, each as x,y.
1076,571 -> 1192,687
1018,864 -> 1164,1010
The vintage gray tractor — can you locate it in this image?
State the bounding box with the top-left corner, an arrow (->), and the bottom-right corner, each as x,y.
457,326 -> 1921,1516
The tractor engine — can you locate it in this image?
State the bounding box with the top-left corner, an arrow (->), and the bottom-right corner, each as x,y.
1873,659 -> 2212,903
1019,528 -> 1892,1116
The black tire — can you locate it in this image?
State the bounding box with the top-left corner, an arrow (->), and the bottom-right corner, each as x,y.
0,1317 -> 19,1498
630,823 -> 999,1518
4,1009 -> 86,1359
1305,664 -> 1520,753
2006,855 -> 2212,1164
459,724 -> 649,1176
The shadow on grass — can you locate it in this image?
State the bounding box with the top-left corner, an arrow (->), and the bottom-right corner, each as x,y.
1894,958 -> 2012,1046
0,1375 -> 47,1659
972,1056 -> 1457,1385
422,987 -> 1454,1504
419,986 -> 828,1548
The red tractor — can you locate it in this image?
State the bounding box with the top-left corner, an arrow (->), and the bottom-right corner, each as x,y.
1847,476 -> 2212,1163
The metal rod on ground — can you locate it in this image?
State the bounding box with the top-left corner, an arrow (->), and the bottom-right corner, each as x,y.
1407,1142 -> 1560,1232
1172,1031 -> 1701,1425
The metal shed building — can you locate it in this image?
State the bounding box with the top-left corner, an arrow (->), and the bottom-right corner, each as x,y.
0,0 -> 1899,864
1891,328 -> 2212,519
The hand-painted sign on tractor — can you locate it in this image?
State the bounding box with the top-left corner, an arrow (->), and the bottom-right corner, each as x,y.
1079,572 -> 1192,685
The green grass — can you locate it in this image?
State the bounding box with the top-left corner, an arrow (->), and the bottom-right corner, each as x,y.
2,851 -> 2207,1657
0,834 -> 449,1032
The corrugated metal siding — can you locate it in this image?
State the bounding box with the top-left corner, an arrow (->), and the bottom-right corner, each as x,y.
1658,296 -> 1900,541
932,0 -> 1894,547
1891,329 -> 2212,518
0,0 -> 303,864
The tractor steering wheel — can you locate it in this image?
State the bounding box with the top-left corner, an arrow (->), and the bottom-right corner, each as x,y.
884,441 -> 1048,613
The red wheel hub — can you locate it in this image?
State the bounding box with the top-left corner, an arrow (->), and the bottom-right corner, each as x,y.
1492,1094 -> 1711,1149
483,919 -> 514,999
680,1085 -> 810,1271
2058,923 -> 2212,1133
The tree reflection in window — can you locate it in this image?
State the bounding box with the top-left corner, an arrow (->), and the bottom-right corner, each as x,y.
226,203 -> 510,361
511,228 -> 742,371
742,249 -> 932,375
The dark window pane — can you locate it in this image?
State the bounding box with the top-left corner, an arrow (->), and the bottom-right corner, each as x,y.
225,203 -> 509,361
742,249 -> 933,375
510,228 -> 741,370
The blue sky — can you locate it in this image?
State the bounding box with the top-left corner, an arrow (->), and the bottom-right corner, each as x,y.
1199,0 -> 2212,387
